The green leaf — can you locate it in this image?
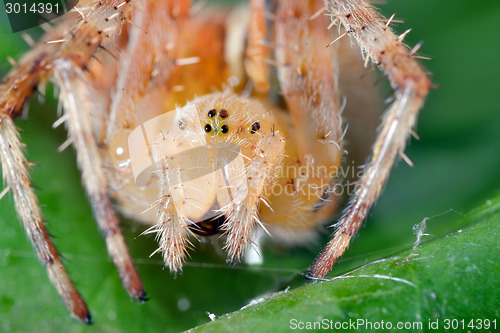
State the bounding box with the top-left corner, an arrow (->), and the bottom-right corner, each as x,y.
190,194 -> 500,332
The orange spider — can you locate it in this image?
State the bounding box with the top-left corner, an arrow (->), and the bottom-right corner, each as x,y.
0,0 -> 430,323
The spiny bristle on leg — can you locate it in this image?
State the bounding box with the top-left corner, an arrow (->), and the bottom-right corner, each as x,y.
222,132 -> 285,262
0,113 -> 91,322
151,160 -> 195,274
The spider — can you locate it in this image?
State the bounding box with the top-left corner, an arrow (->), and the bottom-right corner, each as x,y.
0,0 -> 430,323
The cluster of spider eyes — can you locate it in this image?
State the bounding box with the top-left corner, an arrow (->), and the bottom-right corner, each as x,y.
205,108 -> 229,134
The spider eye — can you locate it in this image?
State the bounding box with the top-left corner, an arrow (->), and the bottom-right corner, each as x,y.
208,109 -> 216,118
220,125 -> 229,134
219,109 -> 228,118
250,122 -> 260,134
178,120 -> 186,130
204,124 -> 212,133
